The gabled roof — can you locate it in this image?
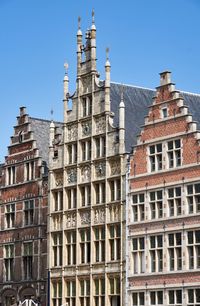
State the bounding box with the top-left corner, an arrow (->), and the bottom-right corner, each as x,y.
30,117 -> 63,165
110,82 -> 200,152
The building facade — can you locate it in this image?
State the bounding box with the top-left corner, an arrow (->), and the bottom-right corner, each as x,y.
127,72 -> 200,306
48,16 -> 127,306
0,107 -> 49,306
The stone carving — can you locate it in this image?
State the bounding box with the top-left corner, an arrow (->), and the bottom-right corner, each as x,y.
81,165 -> 91,181
80,211 -> 91,225
68,124 -> 78,141
55,173 -> 63,186
82,121 -> 91,137
109,205 -> 120,222
94,208 -> 105,224
96,117 -> 106,134
95,162 -> 106,178
66,212 -> 76,228
110,159 -> 121,175
67,168 -> 77,183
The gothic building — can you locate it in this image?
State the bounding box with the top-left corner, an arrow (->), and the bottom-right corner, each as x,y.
127,72 -> 200,306
48,16 -> 127,306
0,107 -> 50,306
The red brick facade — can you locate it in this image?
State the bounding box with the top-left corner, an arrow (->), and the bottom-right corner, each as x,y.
128,72 -> 200,305
0,107 -> 48,306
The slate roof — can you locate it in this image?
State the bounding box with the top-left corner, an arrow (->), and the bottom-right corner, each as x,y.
28,83 -> 200,161
110,82 -> 200,153
30,117 -> 63,165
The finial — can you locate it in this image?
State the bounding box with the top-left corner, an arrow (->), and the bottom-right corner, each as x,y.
78,16 -> 81,29
106,47 -> 109,61
92,9 -> 95,24
121,84 -> 124,101
64,62 -> 68,75
50,108 -> 54,120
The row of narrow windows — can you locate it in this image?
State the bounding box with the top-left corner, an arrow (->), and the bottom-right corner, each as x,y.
3,242 -> 34,282
52,224 -> 121,266
4,200 -> 34,229
52,277 -> 120,306
132,289 -> 200,306
132,182 -> 200,222
67,136 -> 106,164
6,161 -> 35,185
52,179 -> 121,211
131,230 -> 200,274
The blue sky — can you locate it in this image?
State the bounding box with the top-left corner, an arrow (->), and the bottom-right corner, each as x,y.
0,0 -> 200,161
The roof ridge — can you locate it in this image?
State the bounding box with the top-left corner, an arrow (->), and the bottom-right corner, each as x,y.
111,81 -> 154,92
180,90 -> 200,97
30,117 -> 63,124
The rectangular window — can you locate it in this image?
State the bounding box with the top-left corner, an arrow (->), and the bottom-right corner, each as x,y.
109,277 -> 120,306
94,278 -> 105,306
67,188 -> 77,209
167,187 -> 182,217
24,199 -> 34,225
5,203 -> 15,228
168,232 -> 182,271
82,140 -> 91,161
132,237 -> 145,274
168,289 -> 182,305
4,244 -> 14,281
23,242 -> 33,280
82,96 -> 92,117
150,291 -> 163,305
7,166 -> 16,185
25,161 -> 34,181
95,136 -> 106,158
132,193 -> 145,222
187,230 -> 200,269
80,229 -> 91,264
149,190 -> 163,219
66,231 -> 76,265
149,143 -> 163,172
187,183 -> 200,214
80,185 -> 91,207
95,182 -> 106,204
109,224 -> 121,261
65,280 -> 76,306
132,292 -> 145,306
52,281 -> 62,306
94,227 -> 105,262
110,179 -> 121,202
162,107 -> 168,118
167,139 -> 181,168
53,190 -> 63,211
52,232 -> 62,267
187,288 -> 200,305
68,143 -> 77,164
150,235 -> 163,272
80,279 -> 90,306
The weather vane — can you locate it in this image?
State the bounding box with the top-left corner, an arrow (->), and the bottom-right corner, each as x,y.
106,47 -> 109,60
64,62 -> 68,75
78,16 -> 81,29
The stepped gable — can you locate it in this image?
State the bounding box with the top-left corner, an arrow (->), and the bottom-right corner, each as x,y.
110,81 -> 200,152
30,117 -> 63,165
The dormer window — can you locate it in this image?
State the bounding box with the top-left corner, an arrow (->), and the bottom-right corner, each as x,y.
162,107 -> 167,118
82,96 -> 92,117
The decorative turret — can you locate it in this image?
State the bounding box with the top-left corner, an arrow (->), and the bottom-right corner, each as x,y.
49,110 -> 55,149
77,16 -> 82,78
105,47 -> 111,112
63,63 -> 69,122
119,86 -> 125,154
90,9 -> 96,72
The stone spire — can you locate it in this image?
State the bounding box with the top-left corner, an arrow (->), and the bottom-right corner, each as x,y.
119,85 -> 125,154
63,63 -> 69,122
105,47 -> 111,112
90,9 -> 96,71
